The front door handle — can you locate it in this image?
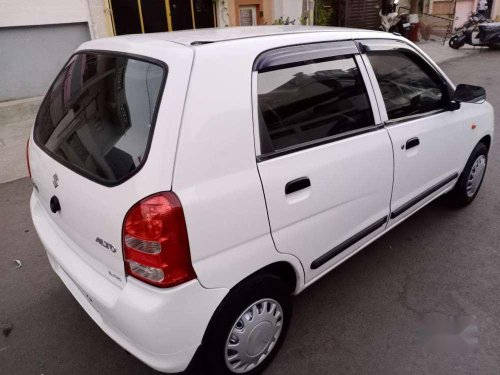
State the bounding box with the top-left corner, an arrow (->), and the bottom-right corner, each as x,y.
285,177 -> 311,195
405,137 -> 420,150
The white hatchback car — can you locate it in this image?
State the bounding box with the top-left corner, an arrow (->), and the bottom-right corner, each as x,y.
28,26 -> 493,374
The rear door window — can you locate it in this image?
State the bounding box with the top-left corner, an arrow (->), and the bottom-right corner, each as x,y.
257,55 -> 375,153
34,52 -> 166,185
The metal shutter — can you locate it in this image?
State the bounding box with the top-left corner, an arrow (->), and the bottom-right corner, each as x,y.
344,0 -> 381,30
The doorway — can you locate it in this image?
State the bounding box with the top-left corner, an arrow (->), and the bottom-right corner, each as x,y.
170,0 -> 194,30
314,0 -> 341,26
239,6 -> 258,26
235,0 -> 263,26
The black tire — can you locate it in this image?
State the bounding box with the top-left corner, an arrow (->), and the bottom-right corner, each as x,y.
451,143 -> 488,207
202,274 -> 292,375
449,35 -> 464,49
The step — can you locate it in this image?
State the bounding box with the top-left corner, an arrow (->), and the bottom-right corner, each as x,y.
0,96 -> 43,127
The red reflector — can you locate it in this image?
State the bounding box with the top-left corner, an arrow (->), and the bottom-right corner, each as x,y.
122,192 -> 196,288
26,138 -> 32,179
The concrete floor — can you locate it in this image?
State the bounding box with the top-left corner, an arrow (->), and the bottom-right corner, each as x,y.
0,119 -> 34,183
1,49 -> 500,375
0,96 -> 41,183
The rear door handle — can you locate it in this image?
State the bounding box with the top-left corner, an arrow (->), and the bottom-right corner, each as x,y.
285,177 -> 311,195
405,137 -> 420,150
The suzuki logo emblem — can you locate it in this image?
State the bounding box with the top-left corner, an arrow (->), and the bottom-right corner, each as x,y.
53,173 -> 59,188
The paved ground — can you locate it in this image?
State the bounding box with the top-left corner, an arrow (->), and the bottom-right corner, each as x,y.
417,39 -> 482,64
0,119 -> 33,183
0,96 -> 41,183
1,48 -> 500,375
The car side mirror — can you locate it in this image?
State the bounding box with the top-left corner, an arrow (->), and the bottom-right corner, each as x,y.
453,84 -> 486,104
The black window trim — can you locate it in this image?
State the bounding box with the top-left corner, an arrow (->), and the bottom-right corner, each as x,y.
33,49 -> 168,188
356,39 -> 455,124
256,123 -> 385,162
383,107 -> 451,126
253,40 -> 359,72
356,39 -> 452,89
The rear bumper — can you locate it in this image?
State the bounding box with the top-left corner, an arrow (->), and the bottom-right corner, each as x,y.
30,192 -> 228,373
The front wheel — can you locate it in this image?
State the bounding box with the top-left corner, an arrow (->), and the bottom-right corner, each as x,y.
203,274 -> 292,374
449,35 -> 464,49
451,143 -> 488,207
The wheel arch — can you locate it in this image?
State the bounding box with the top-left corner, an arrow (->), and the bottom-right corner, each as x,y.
251,261 -> 299,294
198,262 -> 296,373
479,134 -> 491,151
218,260 -> 301,296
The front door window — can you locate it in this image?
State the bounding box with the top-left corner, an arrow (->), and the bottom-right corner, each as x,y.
366,49 -> 449,120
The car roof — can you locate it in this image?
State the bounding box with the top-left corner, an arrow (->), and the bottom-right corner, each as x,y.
89,26 -> 379,47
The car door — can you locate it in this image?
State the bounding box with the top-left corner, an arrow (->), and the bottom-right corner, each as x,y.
359,39 -> 473,225
254,41 -> 394,282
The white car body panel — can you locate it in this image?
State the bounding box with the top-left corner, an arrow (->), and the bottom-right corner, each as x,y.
28,26 -> 494,373
257,130 -> 394,281
171,36 -> 310,291
31,192 -> 228,373
358,40 -> 494,226
172,30 -> 398,291
385,105 -> 489,226
29,40 -> 193,288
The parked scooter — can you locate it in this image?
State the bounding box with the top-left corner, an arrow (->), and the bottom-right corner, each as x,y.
449,12 -> 500,49
379,0 -> 411,38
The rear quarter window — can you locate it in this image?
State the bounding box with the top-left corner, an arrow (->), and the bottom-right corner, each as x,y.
34,51 -> 166,185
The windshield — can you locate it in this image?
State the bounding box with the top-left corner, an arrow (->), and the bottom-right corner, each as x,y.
34,52 -> 166,185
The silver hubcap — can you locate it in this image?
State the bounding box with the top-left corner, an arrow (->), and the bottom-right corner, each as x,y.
466,155 -> 486,197
225,299 -> 284,373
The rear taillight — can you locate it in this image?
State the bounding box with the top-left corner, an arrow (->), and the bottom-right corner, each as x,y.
122,192 -> 196,288
26,138 -> 31,178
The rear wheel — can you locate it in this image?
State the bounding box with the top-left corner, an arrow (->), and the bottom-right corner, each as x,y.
451,143 -> 488,206
203,274 -> 292,375
449,35 -> 464,49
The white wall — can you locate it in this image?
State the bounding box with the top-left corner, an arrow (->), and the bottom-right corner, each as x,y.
274,0 -> 303,23
454,0 -> 476,28
0,0 -> 112,38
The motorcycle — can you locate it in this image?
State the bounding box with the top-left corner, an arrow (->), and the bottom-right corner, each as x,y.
379,0 -> 411,38
449,12 -> 500,49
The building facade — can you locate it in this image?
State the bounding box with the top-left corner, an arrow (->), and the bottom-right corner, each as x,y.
106,0 -> 307,33
455,0 -> 500,27
104,1 -> 384,37
4,0 -> 455,102
0,0 -> 308,101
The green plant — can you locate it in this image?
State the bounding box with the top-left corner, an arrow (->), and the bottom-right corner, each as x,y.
272,16 -> 296,25
315,0 -> 335,26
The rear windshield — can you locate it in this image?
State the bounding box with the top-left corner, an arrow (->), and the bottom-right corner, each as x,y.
34,52 -> 166,185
